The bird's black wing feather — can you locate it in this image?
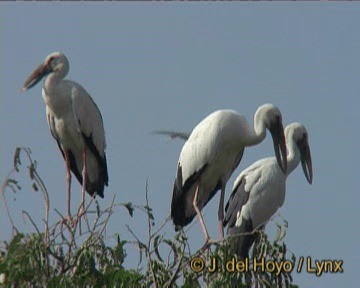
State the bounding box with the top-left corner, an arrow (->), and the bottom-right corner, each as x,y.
171,164 -> 207,228
81,132 -> 108,198
223,177 -> 249,228
227,216 -> 256,259
224,177 -> 260,259
70,84 -> 108,198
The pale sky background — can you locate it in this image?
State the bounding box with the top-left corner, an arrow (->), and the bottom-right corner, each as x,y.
1,3 -> 358,287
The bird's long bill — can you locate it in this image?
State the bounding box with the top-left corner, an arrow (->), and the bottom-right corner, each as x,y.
22,63 -> 50,91
270,117 -> 287,173
299,138 -> 313,184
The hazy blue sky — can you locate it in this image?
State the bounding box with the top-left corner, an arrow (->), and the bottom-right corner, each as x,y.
1,3 -> 358,286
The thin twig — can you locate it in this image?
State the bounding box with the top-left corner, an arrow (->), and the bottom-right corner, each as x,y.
22,210 -> 41,235
144,179 -> 158,288
1,169 -> 18,237
151,215 -> 171,239
95,196 -> 115,242
53,208 -> 76,249
165,251 -> 184,287
32,162 -> 50,243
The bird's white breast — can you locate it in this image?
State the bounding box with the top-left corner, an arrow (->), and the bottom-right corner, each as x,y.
249,163 -> 286,209
42,80 -> 73,118
43,86 -> 83,151
238,159 -> 287,229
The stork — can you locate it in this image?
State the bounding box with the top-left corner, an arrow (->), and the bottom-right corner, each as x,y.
171,104 -> 287,242
223,123 -> 313,258
22,52 -> 108,221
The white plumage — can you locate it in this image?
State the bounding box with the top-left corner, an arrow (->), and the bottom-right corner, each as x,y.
224,122 -> 313,258
171,104 -> 287,241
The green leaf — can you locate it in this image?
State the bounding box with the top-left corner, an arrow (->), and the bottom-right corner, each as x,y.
123,202 -> 134,217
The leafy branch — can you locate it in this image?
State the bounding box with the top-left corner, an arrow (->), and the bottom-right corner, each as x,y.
0,147 -> 299,287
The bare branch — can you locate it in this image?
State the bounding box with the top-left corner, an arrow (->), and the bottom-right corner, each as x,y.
21,210 -> 41,235
1,169 -> 19,237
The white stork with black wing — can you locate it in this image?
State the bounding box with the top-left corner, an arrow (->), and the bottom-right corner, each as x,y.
171,104 -> 287,241
223,123 -> 312,258
22,52 -> 108,221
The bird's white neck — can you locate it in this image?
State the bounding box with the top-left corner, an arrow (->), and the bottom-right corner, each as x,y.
42,72 -> 71,117
43,70 -> 66,97
285,138 -> 301,177
245,117 -> 267,146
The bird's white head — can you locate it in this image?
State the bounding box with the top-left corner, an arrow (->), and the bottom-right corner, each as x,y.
22,52 -> 69,92
254,103 -> 287,174
285,123 -> 313,184
255,104 -> 282,128
45,52 -> 69,75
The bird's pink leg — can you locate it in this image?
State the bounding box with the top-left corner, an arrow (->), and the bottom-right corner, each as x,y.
218,185 -> 225,240
64,150 -> 72,222
78,147 -> 87,217
193,183 -> 210,242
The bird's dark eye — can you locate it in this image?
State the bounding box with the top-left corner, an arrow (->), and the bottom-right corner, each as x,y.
47,56 -> 58,70
47,56 -> 56,66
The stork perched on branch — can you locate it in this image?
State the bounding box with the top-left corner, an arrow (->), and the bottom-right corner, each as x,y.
22,52 -> 108,221
223,123 -> 313,258
171,104 -> 287,242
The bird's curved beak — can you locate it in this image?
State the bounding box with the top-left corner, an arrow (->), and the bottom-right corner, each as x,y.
270,116 -> 287,174
299,137 -> 313,184
22,63 -> 52,92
